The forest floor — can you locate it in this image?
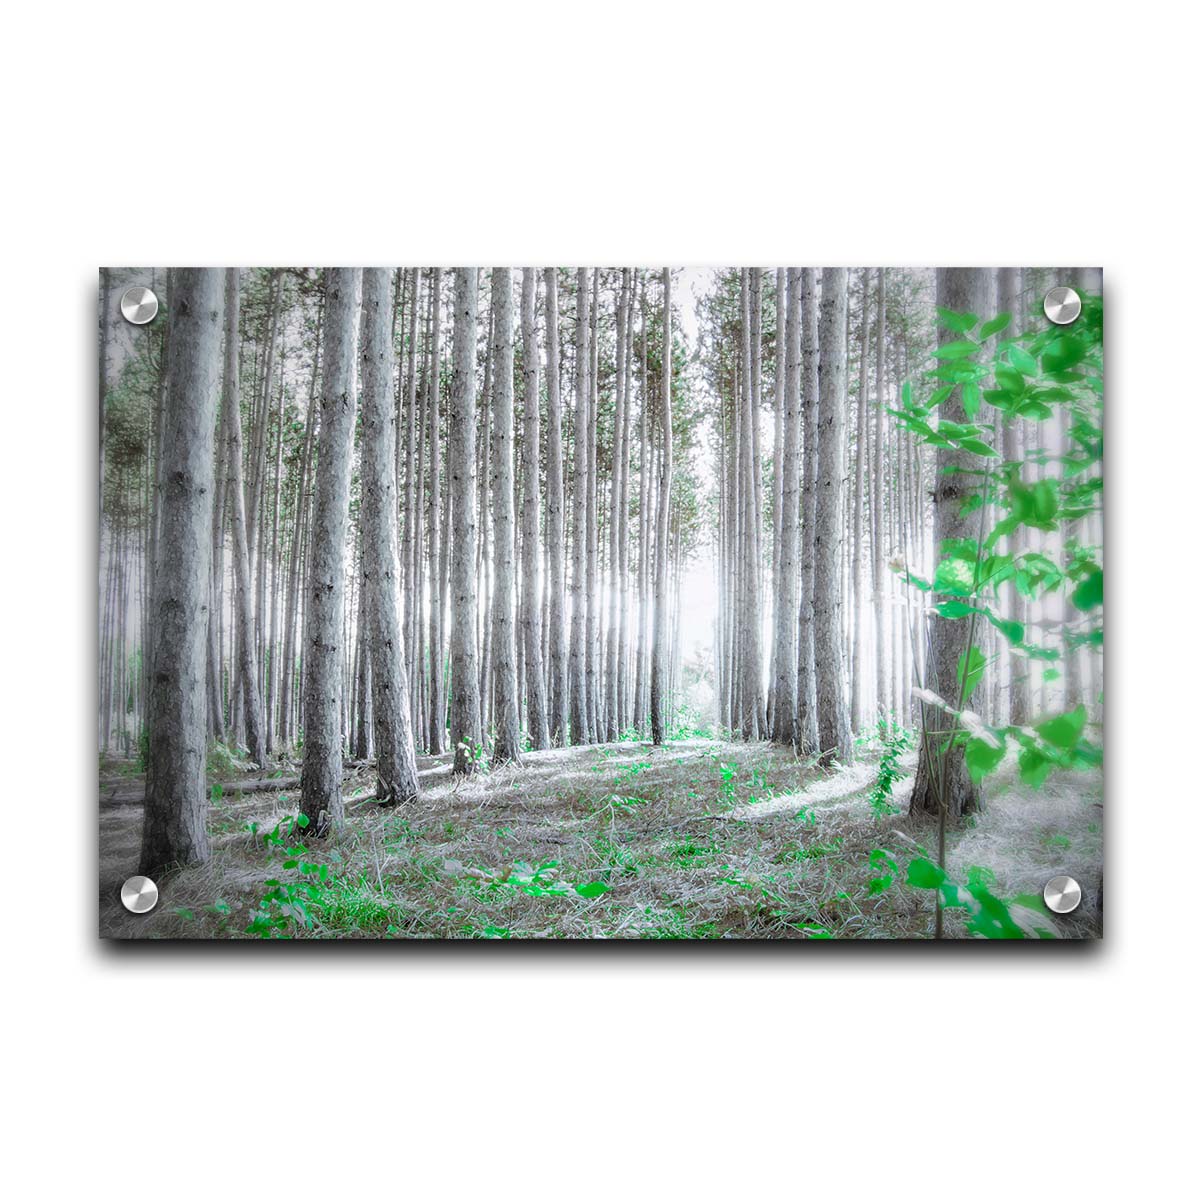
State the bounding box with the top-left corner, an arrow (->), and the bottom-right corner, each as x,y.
98,736 -> 1102,940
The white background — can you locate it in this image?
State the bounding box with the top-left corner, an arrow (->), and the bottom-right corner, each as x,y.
3,2 -> 1195,1196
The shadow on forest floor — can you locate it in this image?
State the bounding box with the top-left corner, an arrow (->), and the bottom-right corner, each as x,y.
98,737 -> 1101,940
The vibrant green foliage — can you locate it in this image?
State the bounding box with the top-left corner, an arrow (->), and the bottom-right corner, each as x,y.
892,288 -> 1103,797
904,858 -> 1058,939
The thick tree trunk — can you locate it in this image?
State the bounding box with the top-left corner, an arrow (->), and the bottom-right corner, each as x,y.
489,269 -> 523,765
139,269 -> 223,875
300,269 -> 360,836
910,268 -> 988,819
813,268 -> 853,763
520,269 -> 550,750
359,269 -> 420,804
650,269 -> 673,745
449,269 -> 482,774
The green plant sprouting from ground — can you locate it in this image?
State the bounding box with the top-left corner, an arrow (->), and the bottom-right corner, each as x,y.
244,812 -> 331,937
867,720 -> 913,818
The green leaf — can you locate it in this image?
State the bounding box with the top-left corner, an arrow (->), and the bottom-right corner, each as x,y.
574,881 -> 610,899
1037,705 -> 1087,749
933,339 -> 979,361
965,736 -> 1006,783
933,556 -> 976,597
979,313 -> 1012,340
936,600 -> 977,618
961,381 -> 980,418
906,858 -> 946,889
957,646 -> 986,703
1041,335 -> 1087,373
995,365 -> 1025,396
984,610 -> 1024,644
929,384 -> 956,407
937,308 -> 979,334
901,380 -> 912,408
1071,567 -> 1103,610
1018,746 -> 1054,789
958,436 -> 998,457
1008,344 -> 1038,374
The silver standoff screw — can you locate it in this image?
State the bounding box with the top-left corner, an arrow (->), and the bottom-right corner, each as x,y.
120,285 -> 159,325
1043,286 -> 1081,326
120,875 -> 159,915
1043,875 -> 1082,914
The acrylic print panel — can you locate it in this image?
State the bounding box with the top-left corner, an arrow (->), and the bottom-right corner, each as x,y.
98,267 -> 1103,941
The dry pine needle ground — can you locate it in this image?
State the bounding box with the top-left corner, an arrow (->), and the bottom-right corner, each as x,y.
99,738 -> 1101,940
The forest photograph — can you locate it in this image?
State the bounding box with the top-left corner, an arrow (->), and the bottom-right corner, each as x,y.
97,265 -> 1103,941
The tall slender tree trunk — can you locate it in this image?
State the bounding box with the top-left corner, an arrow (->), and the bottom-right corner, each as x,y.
489,269 -> 523,765
813,268 -> 853,762
769,267 -> 786,732
402,269 -> 422,724
850,269 -> 870,730
220,270 -> 267,766
606,270 -> 629,741
139,269 -> 223,875
520,268 -> 549,750
543,269 -> 568,745
449,269 -> 482,774
300,269 -> 360,836
359,268 -> 420,804
738,270 -> 764,740
634,286 -> 651,732
873,268 -> 889,718
910,268 -> 988,819
797,268 -> 820,751
569,268 -> 591,744
426,269 -> 445,753
650,269 -> 673,745
617,273 -> 635,732
280,299 -> 321,749
772,268 -> 802,747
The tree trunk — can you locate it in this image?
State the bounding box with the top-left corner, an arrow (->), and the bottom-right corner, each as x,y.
796,268 -> 819,752
520,268 -> 550,750
489,269 -> 523,765
220,271 -> 267,766
650,269 -> 673,745
139,269 -> 223,875
813,268 -> 852,763
910,268 -> 988,819
738,270 -> 763,740
543,269 -> 568,745
426,269 -> 445,753
449,269 -> 482,774
300,269 -> 360,836
772,268 -> 802,746
850,269 -> 870,731
569,268 -> 591,744
359,268 -> 420,804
